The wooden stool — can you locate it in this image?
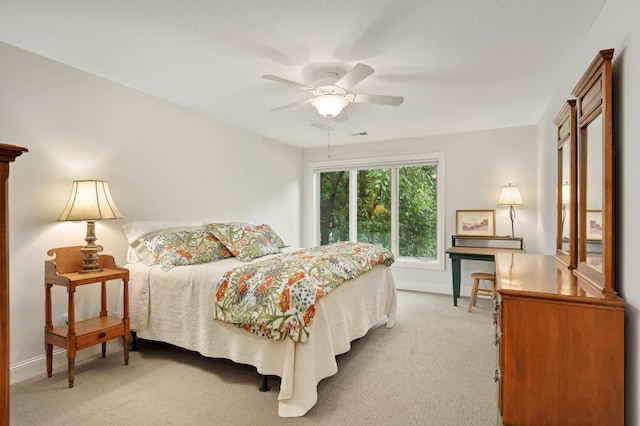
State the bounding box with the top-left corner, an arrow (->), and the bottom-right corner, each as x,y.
468,272 -> 496,312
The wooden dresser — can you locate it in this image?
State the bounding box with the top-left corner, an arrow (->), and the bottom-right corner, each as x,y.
495,252 -> 625,426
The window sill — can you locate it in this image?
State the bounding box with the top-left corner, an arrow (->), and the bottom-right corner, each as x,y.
392,257 -> 444,271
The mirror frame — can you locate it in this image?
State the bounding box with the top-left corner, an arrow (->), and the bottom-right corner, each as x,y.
554,99 -> 577,268
571,49 -> 615,294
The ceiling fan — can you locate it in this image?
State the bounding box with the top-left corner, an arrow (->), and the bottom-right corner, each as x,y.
262,63 -> 404,120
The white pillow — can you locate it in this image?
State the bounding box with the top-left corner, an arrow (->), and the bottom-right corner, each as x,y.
122,221 -> 203,263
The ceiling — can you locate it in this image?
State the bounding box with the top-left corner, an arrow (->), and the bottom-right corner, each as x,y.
0,0 -> 606,148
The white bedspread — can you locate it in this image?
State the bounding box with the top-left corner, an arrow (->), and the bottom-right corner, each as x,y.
121,249 -> 397,417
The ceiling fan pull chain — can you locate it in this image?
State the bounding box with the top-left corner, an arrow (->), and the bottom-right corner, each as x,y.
327,117 -> 331,159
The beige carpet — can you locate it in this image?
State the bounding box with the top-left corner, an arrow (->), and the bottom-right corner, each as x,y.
10,290 -> 498,425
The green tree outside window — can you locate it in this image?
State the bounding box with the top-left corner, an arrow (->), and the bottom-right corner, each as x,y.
319,164 -> 438,259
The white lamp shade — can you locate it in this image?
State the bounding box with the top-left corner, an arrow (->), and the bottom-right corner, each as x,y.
310,95 -> 349,118
562,182 -> 571,205
497,184 -> 524,206
58,180 -> 122,221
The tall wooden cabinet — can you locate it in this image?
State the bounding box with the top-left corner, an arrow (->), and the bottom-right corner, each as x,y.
0,143 -> 28,426
495,253 -> 625,425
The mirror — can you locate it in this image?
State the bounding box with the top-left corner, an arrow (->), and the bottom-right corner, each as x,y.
572,49 -> 615,294
554,100 -> 576,268
561,145 -> 571,250
584,115 -> 603,270
561,150 -> 571,246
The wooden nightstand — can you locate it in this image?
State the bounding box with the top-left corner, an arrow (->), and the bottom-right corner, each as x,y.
44,246 -> 130,388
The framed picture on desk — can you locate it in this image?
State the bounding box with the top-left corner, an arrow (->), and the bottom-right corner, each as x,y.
586,210 -> 603,241
456,210 -> 496,237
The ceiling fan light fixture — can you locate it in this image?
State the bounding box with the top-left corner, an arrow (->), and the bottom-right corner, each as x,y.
264,63 -> 403,117
310,95 -> 349,118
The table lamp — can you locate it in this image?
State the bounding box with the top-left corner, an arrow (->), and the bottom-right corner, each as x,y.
497,183 -> 523,237
561,182 -> 570,235
58,180 -> 122,273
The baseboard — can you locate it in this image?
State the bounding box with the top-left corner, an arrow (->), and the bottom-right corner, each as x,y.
395,279 -> 465,296
10,345 -> 103,385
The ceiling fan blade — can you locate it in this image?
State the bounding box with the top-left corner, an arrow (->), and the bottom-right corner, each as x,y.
262,75 -> 312,90
269,98 -> 312,112
353,93 -> 404,106
335,63 -> 374,90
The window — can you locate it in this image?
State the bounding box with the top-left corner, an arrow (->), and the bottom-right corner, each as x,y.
357,168 -> 391,250
312,153 -> 445,269
319,171 -> 350,245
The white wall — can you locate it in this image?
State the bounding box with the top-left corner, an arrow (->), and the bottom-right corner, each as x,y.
535,0 -> 640,422
0,41 -> 303,382
303,125 -> 537,295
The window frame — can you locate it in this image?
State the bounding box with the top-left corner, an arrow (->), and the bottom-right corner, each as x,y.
309,153 -> 445,270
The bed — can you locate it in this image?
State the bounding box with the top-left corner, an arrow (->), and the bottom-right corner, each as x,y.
120,221 -> 397,417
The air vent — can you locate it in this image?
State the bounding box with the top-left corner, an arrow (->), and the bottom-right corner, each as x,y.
350,132 -> 368,137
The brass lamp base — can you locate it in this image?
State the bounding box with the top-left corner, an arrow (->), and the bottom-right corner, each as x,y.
508,205 -> 517,238
79,221 -> 103,273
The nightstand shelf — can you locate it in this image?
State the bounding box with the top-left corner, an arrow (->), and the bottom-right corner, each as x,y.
44,246 -> 130,388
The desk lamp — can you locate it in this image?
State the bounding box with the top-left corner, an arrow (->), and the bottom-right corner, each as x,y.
498,183 -> 524,237
561,182 -> 571,235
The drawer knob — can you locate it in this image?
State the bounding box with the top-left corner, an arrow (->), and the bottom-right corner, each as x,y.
98,332 -> 107,338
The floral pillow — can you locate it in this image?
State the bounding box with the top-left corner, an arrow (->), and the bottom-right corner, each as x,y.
137,227 -> 232,271
205,222 -> 280,261
130,226 -> 198,265
255,224 -> 286,248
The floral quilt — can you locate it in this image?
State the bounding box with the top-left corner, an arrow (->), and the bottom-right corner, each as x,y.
213,241 -> 394,342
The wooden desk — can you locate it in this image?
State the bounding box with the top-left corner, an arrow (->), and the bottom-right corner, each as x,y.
445,246 -> 523,306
